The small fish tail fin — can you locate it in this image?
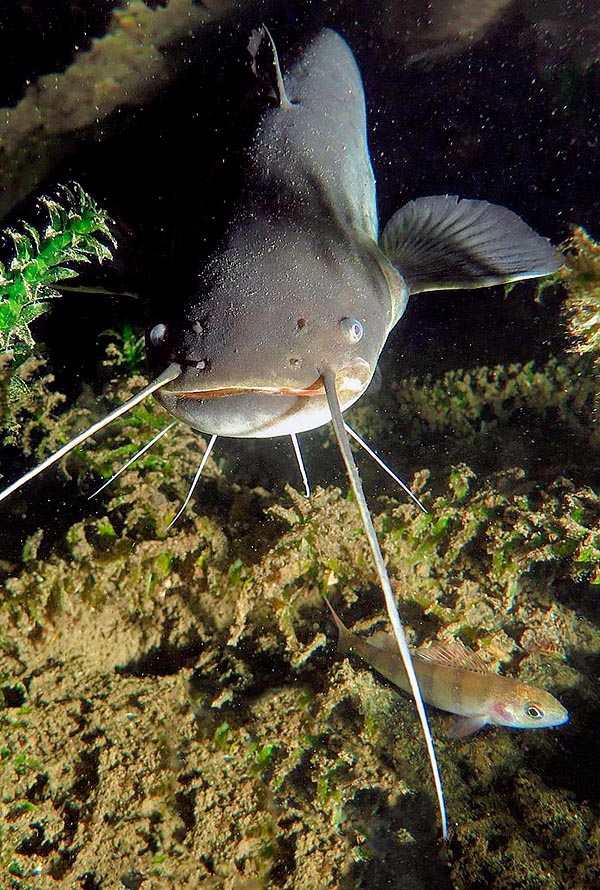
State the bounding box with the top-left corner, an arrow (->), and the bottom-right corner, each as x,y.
380,195 -> 562,295
323,597 -> 353,655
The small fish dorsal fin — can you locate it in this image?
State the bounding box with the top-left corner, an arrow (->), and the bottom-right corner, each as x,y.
414,639 -> 490,674
379,195 -> 562,294
366,630 -> 399,653
248,25 -> 294,109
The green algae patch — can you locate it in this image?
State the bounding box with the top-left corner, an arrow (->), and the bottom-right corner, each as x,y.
450,768 -> 600,890
382,355 -> 597,462
0,351 -> 66,450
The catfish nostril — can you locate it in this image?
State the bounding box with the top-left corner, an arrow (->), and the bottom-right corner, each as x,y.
188,358 -> 210,371
289,357 -> 302,367
296,318 -> 307,331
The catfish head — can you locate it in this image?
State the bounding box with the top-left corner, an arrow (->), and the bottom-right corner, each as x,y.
148,217 -> 406,438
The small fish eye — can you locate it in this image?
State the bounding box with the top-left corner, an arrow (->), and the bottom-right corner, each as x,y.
524,703 -> 544,720
149,323 -> 167,346
340,317 -> 364,344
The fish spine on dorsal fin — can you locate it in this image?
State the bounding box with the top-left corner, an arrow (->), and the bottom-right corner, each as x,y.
366,630 -> 396,652
248,25 -> 295,109
379,195 -> 563,294
414,639 -> 491,674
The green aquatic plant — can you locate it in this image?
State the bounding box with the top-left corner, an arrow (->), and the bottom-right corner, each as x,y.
0,183 -> 115,354
0,185 -> 115,448
101,322 -> 145,374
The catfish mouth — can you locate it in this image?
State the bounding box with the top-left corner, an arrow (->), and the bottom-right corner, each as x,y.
168,379 -> 325,400
163,359 -> 372,402
156,359 -> 373,438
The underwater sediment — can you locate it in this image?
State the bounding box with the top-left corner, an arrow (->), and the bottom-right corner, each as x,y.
1,1 -> 600,888
1,291 -> 600,887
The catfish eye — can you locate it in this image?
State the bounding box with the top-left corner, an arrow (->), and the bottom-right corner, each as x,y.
341,317 -> 364,344
149,323 -> 167,346
524,703 -> 544,720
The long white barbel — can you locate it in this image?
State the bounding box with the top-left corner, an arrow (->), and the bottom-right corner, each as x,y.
89,421 -> 177,499
344,422 -> 427,514
166,434 -> 218,531
290,432 -> 311,498
0,363 -> 181,503
321,367 -> 448,841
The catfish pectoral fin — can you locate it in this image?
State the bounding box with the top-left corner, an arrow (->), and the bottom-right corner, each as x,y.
379,195 -> 562,294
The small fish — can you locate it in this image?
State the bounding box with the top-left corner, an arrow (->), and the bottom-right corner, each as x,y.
327,599 -> 569,737
0,26 -> 563,839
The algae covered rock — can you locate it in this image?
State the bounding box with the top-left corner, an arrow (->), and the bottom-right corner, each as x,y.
562,227 -> 600,372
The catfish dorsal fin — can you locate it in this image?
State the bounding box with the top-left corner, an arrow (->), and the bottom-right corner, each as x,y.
379,196 -> 562,294
414,639 -> 490,674
248,25 -> 294,109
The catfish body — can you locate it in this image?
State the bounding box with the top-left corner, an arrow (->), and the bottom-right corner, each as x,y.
149,27 -> 560,440
152,29 -> 404,438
